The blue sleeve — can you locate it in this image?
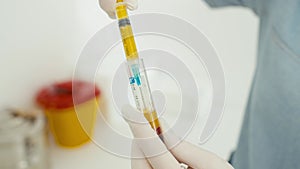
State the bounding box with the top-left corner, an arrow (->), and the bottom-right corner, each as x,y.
203,0 -> 258,13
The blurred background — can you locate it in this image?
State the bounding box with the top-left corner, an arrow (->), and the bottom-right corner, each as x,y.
0,0 -> 258,168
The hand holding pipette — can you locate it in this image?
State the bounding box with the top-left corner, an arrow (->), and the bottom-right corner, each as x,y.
122,105 -> 234,169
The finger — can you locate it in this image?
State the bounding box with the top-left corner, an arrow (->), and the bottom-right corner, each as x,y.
173,141 -> 232,169
122,104 -> 149,124
121,105 -> 181,169
158,120 -> 232,169
160,122 -> 233,169
131,140 -> 152,169
130,125 -> 181,169
146,152 -> 182,169
99,0 -> 137,19
98,0 -> 116,19
107,11 -> 116,19
124,0 -> 138,10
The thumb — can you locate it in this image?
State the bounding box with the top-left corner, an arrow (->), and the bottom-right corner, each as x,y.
121,104 -> 155,139
121,104 -> 149,125
122,105 -> 181,169
121,105 -> 168,157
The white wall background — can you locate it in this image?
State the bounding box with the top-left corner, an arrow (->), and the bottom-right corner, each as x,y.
0,0 -> 258,168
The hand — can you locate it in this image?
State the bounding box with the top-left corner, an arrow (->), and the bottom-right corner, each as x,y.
122,105 -> 234,169
98,0 -> 138,19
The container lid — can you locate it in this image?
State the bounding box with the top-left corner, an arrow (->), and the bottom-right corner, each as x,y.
36,80 -> 100,109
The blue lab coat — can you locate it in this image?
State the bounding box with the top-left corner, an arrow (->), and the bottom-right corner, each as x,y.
204,0 -> 300,168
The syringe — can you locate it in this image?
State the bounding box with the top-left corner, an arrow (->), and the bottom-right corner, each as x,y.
115,0 -> 163,138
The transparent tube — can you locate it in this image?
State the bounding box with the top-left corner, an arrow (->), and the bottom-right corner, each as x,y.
126,59 -> 162,135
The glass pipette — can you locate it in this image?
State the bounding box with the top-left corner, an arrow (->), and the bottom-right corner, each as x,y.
115,0 -> 163,138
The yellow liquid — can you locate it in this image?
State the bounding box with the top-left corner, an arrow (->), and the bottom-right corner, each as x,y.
116,2 -> 138,60
143,110 -> 162,135
116,0 -> 163,137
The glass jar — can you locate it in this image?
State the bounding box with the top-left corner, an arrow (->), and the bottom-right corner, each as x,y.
0,109 -> 49,169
